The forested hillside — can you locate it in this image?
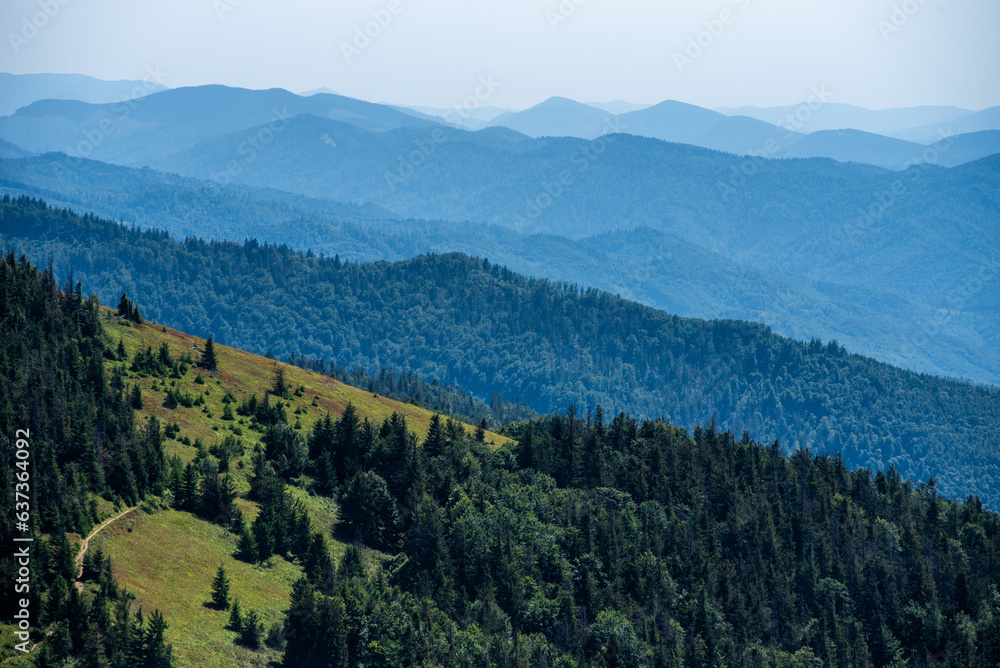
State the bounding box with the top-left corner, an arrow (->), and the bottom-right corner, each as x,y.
0,252 -> 175,666
3,154 -> 997,385
3,251 -> 1000,667
2,196 -> 998,510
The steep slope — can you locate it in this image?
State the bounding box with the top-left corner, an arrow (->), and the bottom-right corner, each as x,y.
2,197 -> 998,508
4,245 -> 1000,668
111,312 -> 509,448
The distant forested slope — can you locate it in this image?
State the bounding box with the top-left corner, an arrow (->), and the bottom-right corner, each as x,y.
2,197 -> 998,508
3,154 -> 998,386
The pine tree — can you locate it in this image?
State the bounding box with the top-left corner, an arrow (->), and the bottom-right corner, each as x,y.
272,365 -> 288,398
178,464 -> 200,512
239,609 -> 263,649
219,475 -> 237,519
228,599 -> 243,632
118,292 -> 131,318
130,384 -> 143,409
199,335 -> 218,372
475,417 -> 488,443
210,565 -> 230,610
425,414 -> 446,458
237,524 -> 257,563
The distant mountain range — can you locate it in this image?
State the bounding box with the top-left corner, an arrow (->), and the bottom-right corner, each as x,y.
2,147 -> 998,387
2,79 -> 998,171
715,102 -> 975,136
487,96 -> 998,169
0,83 -> 436,163
0,78 -> 996,389
0,72 -> 169,116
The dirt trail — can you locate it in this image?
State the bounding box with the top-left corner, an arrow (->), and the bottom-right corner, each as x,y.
74,506 -> 137,593
29,506 -> 139,651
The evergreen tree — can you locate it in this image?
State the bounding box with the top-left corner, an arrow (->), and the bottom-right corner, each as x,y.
199,335 -> 218,372
271,365 -> 288,398
424,414 -> 446,458
237,524 -> 257,563
475,417 -> 488,443
228,599 -> 243,632
210,565 -> 230,610
340,471 -> 398,551
239,610 -> 263,649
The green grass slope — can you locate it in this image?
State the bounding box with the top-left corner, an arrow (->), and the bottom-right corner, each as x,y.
83,311 -> 509,667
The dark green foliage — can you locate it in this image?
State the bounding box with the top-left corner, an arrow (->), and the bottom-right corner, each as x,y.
238,609 -> 263,650
3,197 -> 997,506
270,409 -> 1000,667
117,292 -> 141,324
340,471 -> 398,551
237,393 -> 285,428
297,362 -> 535,427
228,599 -> 242,633
271,365 -> 289,398
198,335 -> 217,372
0,252 -> 170,659
210,565 -> 230,610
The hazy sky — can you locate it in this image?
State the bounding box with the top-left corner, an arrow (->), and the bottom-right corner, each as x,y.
1,0 -> 998,111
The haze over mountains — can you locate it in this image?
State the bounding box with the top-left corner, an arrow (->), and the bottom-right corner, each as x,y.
0,75 -> 998,392
0,71 -> 169,116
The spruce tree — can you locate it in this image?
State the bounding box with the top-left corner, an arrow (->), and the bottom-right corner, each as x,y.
228,599 -> 243,632
271,365 -> 288,398
475,417 -> 488,443
239,609 -> 263,649
210,565 -> 230,610
424,414 -> 445,458
199,335 -> 218,372
237,525 -> 257,563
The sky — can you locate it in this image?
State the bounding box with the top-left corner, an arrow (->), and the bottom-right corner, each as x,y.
1,0 -> 998,111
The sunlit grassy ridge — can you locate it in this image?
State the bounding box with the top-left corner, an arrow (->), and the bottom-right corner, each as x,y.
89,309 -> 511,666
106,308 -> 510,453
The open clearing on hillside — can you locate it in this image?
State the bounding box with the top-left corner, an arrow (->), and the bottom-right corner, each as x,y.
91,508 -> 298,668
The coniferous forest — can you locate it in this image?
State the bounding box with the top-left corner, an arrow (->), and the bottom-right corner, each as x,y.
2,229 -> 1000,667
2,8 -> 998,664
1,196 -> 998,509
0,253 -> 173,667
